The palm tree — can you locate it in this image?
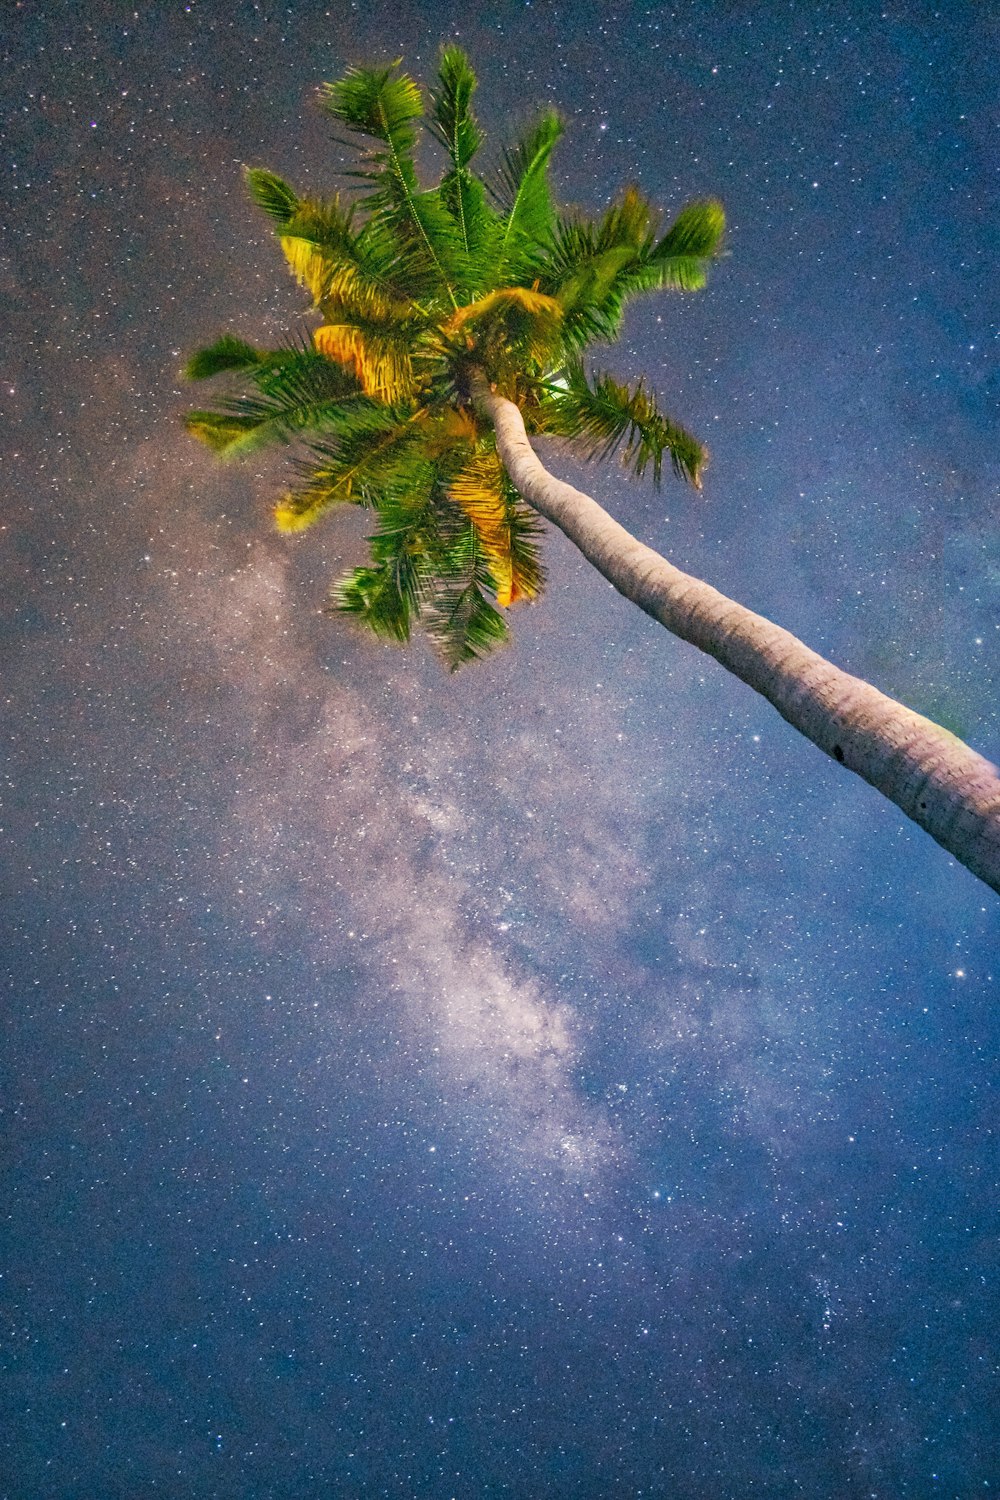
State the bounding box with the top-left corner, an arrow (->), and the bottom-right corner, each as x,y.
184,48 -> 1000,895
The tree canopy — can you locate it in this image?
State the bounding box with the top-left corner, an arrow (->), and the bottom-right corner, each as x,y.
185,47 -> 725,667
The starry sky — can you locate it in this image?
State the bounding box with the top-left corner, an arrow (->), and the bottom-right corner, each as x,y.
3,2 -> 999,1495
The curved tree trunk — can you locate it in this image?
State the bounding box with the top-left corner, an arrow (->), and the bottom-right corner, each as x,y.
473,376 -> 1000,896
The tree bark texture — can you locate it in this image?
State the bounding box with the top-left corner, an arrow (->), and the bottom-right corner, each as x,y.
474,376 -> 1000,896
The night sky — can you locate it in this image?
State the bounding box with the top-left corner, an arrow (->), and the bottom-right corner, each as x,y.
3,3 -> 999,1496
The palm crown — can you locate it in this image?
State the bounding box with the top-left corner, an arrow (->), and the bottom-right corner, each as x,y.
185,47 -> 725,667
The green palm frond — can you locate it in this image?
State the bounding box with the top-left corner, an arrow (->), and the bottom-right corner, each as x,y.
542,187 -> 650,291
427,46 -> 497,281
426,578 -> 509,668
184,335 -> 265,380
623,199 -> 726,294
505,500 -> 547,603
539,363 -> 706,487
320,62 -> 460,305
538,191 -> 723,348
185,350 -> 366,458
327,217 -> 436,316
244,167 -> 300,226
277,197 -> 364,305
490,109 -> 564,282
421,522 -> 509,668
275,406 -> 427,531
330,471 -> 439,642
321,61 -> 424,149
185,333 -> 335,383
332,558 -> 418,643
185,410 -> 270,454
255,182 -> 428,317
538,191 -> 650,348
427,45 -> 482,172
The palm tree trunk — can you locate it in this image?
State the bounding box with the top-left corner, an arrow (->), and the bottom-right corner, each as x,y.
473,375 -> 1000,896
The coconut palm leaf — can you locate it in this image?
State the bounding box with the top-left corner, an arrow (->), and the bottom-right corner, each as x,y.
275,407 -> 428,531
332,558 -> 419,643
539,363 -> 706,487
313,318 -> 416,402
427,46 -> 482,171
446,286 -> 563,371
489,109 -> 564,282
244,167 -> 300,226
447,447 -> 544,607
539,190 -> 724,348
320,63 -> 460,305
184,410 -> 271,454
427,46 -> 496,280
421,523 -> 510,668
330,472 -> 444,643
185,334 -> 336,384
184,335 -> 266,380
185,349 -> 367,458
623,198 -> 726,294
277,197 -> 427,319
539,185 -> 653,336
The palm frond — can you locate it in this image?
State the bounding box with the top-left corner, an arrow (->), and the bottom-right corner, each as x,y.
427,46 -> 497,279
421,405 -> 480,456
490,109 -> 564,281
505,501 -> 547,602
275,407 -> 427,531
184,334 -> 264,380
277,196 -> 358,304
329,471 -> 439,640
595,184 -> 657,253
314,319 -> 415,401
447,446 -> 545,606
281,210 -> 429,322
320,62 -> 460,305
321,61 -> 423,149
332,560 -> 418,642
185,353 -> 367,458
538,363 -> 706,487
535,187 -> 659,347
543,186 -> 652,294
427,46 -> 482,172
427,579 -> 509,668
185,410 -> 268,454
421,522 -> 509,668
445,286 -> 563,370
327,217 -> 434,315
185,333 -> 347,384
252,341 -> 361,397
244,167 -> 300,226
625,199 -> 726,294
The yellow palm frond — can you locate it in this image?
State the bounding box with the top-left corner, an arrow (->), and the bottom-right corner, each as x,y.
446,286 -> 561,333
281,234 -> 419,324
280,234 -> 331,303
424,406 -> 479,457
444,287 -> 563,368
448,448 -> 540,608
313,323 -> 414,401
321,262 -> 411,322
